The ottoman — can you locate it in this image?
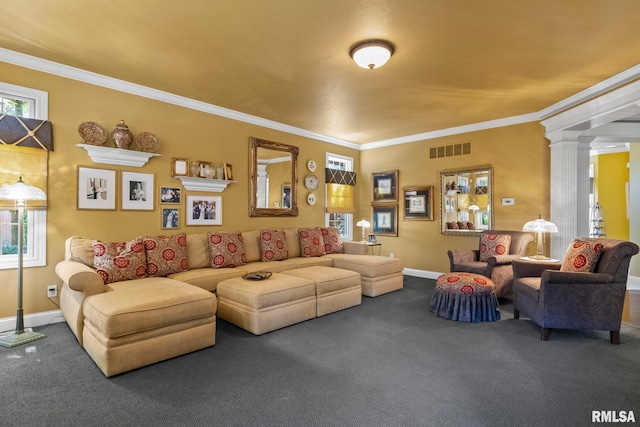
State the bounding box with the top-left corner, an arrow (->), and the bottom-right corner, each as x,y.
216,272 -> 316,335
283,266 -> 362,316
430,272 -> 500,322
82,278 -> 217,377
324,254 -> 404,297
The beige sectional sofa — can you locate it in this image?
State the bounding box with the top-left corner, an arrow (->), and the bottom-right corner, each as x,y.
55,227 -> 403,376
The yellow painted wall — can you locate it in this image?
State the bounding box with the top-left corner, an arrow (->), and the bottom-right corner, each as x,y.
358,123 -> 549,272
592,152 -> 629,239
0,61 -> 358,319
0,61 -> 549,320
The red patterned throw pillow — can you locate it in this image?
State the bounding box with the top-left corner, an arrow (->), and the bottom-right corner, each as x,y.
92,238 -> 147,284
561,240 -> 603,272
142,233 -> 189,277
479,234 -> 512,262
207,231 -> 247,268
319,227 -> 344,254
298,228 -> 325,257
260,230 -> 288,261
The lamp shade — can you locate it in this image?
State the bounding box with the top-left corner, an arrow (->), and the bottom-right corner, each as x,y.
356,218 -> 371,228
350,40 -> 394,70
0,177 -> 46,202
468,205 -> 480,211
522,215 -> 558,233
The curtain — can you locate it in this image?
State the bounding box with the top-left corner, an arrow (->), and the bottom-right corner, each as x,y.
325,169 -> 356,214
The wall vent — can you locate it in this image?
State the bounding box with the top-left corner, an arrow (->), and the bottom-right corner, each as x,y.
429,142 -> 472,159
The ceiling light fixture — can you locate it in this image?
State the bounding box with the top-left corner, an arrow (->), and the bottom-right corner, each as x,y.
350,40 -> 395,70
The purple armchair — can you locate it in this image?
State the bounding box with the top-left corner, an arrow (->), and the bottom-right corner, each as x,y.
512,238 -> 639,344
447,230 -> 534,297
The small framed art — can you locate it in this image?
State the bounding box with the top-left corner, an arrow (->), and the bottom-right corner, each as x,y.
403,186 -> 434,221
371,170 -> 398,202
161,207 -> 180,229
121,171 -> 154,211
77,166 -> 116,210
196,161 -> 213,178
186,195 -> 222,226
160,186 -> 181,204
171,158 -> 189,177
371,204 -> 398,236
223,163 -> 233,180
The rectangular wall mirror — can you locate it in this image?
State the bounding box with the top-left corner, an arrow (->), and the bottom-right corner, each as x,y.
249,137 -> 299,217
440,165 -> 493,236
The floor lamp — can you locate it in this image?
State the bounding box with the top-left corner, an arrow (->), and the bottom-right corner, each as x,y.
0,177 -> 47,348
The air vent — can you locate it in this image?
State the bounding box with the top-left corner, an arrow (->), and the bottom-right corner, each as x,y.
429,142 -> 472,159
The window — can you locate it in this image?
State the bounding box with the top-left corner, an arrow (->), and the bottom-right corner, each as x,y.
0,82 -> 48,270
325,153 -> 354,241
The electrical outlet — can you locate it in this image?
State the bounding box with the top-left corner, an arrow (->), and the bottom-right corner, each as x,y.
47,285 -> 57,298
390,253 -> 394,258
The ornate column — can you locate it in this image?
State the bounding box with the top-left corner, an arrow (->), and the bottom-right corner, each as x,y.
547,130 -> 594,260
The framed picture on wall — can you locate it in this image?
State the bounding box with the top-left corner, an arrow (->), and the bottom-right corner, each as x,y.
171,158 -> 189,177
77,166 -> 117,210
121,171 -> 154,211
371,204 -> 398,236
160,186 -> 181,204
402,186 -> 434,221
371,170 -> 398,202
186,195 -> 222,226
161,207 -> 180,229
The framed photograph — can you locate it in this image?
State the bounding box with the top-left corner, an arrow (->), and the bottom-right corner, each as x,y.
371,170 -> 398,202
196,161 -> 213,178
121,171 -> 154,211
403,186 -> 434,221
160,186 -> 181,204
186,195 -> 222,226
371,204 -> 398,236
224,163 -> 233,180
77,166 -> 116,210
171,157 -> 189,177
161,207 -> 180,229
281,183 -> 291,208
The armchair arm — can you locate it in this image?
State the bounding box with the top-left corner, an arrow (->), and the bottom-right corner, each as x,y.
541,270 -> 615,285
55,260 -> 105,297
512,260 -> 561,278
490,254 -> 524,266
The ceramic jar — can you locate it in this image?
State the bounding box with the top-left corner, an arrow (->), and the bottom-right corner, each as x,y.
111,120 -> 133,149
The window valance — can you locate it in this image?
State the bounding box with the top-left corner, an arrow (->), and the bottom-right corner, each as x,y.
0,115 -> 54,151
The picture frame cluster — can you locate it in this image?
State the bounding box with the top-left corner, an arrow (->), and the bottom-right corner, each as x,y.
77,165 -> 223,229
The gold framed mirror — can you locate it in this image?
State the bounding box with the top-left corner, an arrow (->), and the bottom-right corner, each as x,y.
440,165 -> 493,236
249,137 -> 298,217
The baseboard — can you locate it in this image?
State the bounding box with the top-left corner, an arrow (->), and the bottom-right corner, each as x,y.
403,268 -> 442,280
628,275 -> 640,291
0,310 -> 64,333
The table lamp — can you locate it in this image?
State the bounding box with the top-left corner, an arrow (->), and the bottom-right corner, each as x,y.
522,214 -> 558,260
0,177 -> 47,347
356,218 -> 371,242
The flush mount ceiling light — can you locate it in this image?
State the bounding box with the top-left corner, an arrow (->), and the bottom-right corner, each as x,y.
350,40 -> 395,70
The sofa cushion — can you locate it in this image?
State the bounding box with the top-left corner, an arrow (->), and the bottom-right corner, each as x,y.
560,240 -> 603,272
457,221 -> 468,230
299,228 -> 325,257
65,236 -> 95,267
92,238 -> 147,284
260,230 -> 288,261
185,233 -> 209,269
284,228 -> 302,258
320,227 -> 344,254
241,230 -> 262,263
479,234 -> 511,262
208,232 -> 247,268
142,233 -> 189,277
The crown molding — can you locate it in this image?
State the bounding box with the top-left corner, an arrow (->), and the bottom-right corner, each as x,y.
0,48 -> 359,150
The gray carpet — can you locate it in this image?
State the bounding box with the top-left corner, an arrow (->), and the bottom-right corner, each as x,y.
1,276 -> 639,427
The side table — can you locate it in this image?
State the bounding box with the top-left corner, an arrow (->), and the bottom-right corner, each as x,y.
364,242 -> 382,255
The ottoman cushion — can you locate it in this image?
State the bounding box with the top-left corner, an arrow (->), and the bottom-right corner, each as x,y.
430,273 -> 500,322
283,266 -> 361,316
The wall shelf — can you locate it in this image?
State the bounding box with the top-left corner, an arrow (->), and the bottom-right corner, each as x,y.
77,144 -> 161,167
176,176 -> 236,193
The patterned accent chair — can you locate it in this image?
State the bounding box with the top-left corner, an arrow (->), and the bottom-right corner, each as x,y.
512,238 -> 639,344
447,230 -> 534,297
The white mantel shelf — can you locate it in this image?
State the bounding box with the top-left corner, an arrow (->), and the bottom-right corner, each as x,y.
176,176 -> 236,193
77,144 -> 161,167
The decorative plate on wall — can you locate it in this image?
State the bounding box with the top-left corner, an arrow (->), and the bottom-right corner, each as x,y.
78,121 -> 108,146
307,159 -> 316,172
304,174 -> 319,191
136,132 -> 160,153
307,193 -> 317,206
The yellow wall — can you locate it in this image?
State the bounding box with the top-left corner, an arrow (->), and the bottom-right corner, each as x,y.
592,152 -> 629,239
0,61 -> 549,319
357,123 -> 549,272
